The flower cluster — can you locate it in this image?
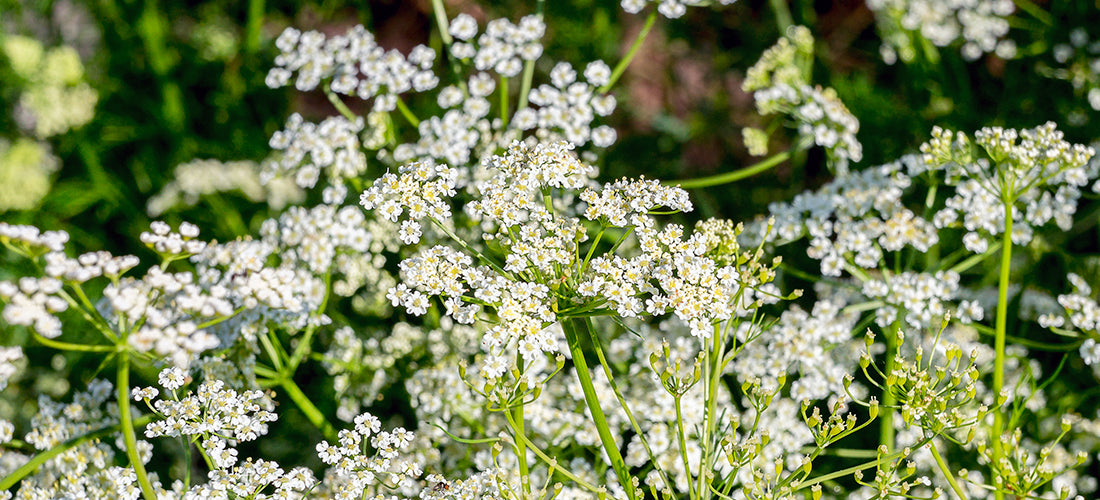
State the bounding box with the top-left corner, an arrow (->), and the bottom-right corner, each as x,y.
367,141 -> 773,353
920,122 -> 1097,251
449,14 -> 544,77
0,380 -> 152,500
186,459 -> 316,499
267,25 -> 438,110
315,412 -> 424,499
266,113 -> 368,189
139,368 -> 277,468
742,26 -> 862,173
733,292 -> 862,401
1041,273 -> 1100,367
862,271 -> 984,329
521,61 -> 619,147
763,156 -> 936,276
620,0 -> 737,19
866,0 -> 1017,63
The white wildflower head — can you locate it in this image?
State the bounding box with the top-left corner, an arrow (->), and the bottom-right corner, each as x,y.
920,122 -> 1097,248
743,26 -> 861,173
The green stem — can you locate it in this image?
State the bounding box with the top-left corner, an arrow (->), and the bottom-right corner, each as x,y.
0,414 -> 157,490
32,332 -> 115,352
118,352 -> 157,500
930,440 -> 968,500
430,0 -> 454,46
244,0 -> 264,54
512,357 -> 531,495
395,97 -> 420,127
287,271 -> 331,371
698,326 -> 723,500
428,217 -> 513,280
504,411 -> 603,494
499,76 -> 510,126
279,377 -> 338,442
769,0 -> 794,32
1012,0 -> 1052,26
946,242 -> 1002,274
669,151 -> 790,189
991,203 -> 1013,500
674,395 -> 697,500
587,319 -> 676,495
325,89 -> 359,122
560,317 -> 635,499
516,0 -> 545,110
880,320 -> 899,452
599,10 -> 658,94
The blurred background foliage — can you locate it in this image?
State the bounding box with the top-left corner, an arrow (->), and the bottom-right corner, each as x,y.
4,0 -> 1100,482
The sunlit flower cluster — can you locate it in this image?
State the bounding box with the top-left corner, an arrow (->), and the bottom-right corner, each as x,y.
920,122 -> 1097,251
742,26 -> 862,173
316,412 -> 424,499
266,25 -> 439,109
763,156 -> 936,276
449,14 -> 544,77
140,369 -> 276,468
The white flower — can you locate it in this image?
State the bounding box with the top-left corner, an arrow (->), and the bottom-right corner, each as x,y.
399,220 -> 423,245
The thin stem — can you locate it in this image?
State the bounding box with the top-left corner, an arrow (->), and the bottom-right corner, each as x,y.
587,319 -> 676,495
516,0 -> 545,110
674,395 -> 697,500
669,151 -> 790,189
33,332 -> 115,352
1012,0 -> 1053,26
930,441 -> 968,500
429,217 -> 513,279
560,317 -> 635,499
599,10 -> 658,94
325,89 -> 359,122
243,0 -> 264,54
0,414 -> 157,490
287,271 -> 332,371
118,352 -> 158,500
279,377 -> 338,442
430,0 -> 454,46
880,320 -> 899,452
769,0 -> 794,32
698,325 -> 723,500
395,97 -> 420,127
499,76 -> 510,126
504,411 -> 603,494
991,202 -> 1013,500
513,357 -> 531,495
947,242 -> 1002,274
